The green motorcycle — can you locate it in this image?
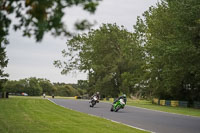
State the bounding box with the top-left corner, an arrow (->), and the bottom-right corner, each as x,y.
110,99 -> 125,112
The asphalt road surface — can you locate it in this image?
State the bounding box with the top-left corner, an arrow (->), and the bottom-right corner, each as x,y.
49,99 -> 200,133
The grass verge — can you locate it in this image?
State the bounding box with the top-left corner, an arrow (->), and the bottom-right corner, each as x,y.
0,97 -> 148,133
127,99 -> 200,117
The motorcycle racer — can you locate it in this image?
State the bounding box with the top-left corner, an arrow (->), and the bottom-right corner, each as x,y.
113,94 -> 127,105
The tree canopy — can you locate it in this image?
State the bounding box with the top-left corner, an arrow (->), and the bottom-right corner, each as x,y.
55,0 -> 200,103
55,24 -> 145,97
0,0 -> 100,43
134,0 -> 200,101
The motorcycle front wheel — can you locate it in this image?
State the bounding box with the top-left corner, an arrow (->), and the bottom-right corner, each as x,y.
110,105 -> 114,111
89,101 -> 94,107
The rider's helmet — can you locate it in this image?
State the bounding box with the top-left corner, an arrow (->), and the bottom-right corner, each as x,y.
96,92 -> 100,95
123,94 -> 126,98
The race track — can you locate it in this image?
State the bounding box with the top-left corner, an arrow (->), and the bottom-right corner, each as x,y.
49,99 -> 200,133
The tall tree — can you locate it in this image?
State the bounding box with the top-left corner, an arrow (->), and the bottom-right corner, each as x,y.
0,44 -> 8,93
25,77 -> 42,96
134,0 -> 200,101
55,24 -> 144,97
38,79 -> 55,95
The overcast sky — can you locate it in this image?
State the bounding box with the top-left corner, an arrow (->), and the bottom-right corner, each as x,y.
5,0 -> 158,83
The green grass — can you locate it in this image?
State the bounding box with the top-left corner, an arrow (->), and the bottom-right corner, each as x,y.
127,99 -> 200,117
0,97 -> 148,133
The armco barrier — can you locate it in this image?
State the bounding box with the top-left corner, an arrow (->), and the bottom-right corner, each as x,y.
179,101 -> 188,107
152,98 -> 159,105
165,100 -> 171,106
159,100 -> 165,106
74,96 -> 82,99
194,101 -> 200,109
103,98 -> 110,101
171,100 -> 179,107
109,98 -> 114,102
152,98 -> 199,108
103,98 -> 114,102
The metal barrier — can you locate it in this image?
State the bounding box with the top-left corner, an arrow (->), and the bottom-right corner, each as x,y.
194,101 -> 200,109
179,101 -> 188,107
171,100 -> 179,107
159,100 -> 165,106
165,100 -> 171,106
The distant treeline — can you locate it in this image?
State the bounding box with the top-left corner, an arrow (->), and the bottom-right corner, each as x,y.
3,77 -> 87,97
